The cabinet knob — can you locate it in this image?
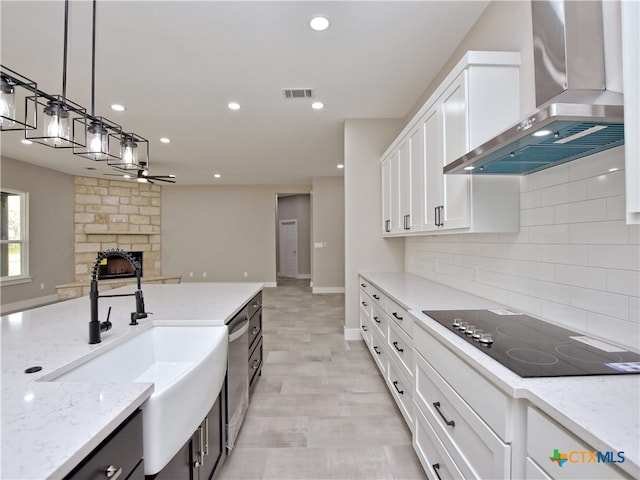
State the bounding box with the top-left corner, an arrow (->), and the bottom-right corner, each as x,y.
105,465 -> 123,479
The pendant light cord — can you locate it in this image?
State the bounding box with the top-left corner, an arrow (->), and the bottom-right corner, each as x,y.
61,0 -> 69,105
91,0 -> 96,117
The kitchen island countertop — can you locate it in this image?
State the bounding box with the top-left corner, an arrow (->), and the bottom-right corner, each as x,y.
1,281 -> 262,480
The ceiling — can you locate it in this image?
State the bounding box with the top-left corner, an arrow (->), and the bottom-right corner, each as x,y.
1,1 -> 489,185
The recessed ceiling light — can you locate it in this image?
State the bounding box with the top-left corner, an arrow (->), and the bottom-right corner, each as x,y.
160,137 -> 171,143
309,16 -> 330,31
337,164 -> 344,169
227,102 -> 240,111
110,104 -> 126,112
213,173 -> 221,178
21,139 -> 33,145
123,174 -> 132,179
312,101 -> 324,110
464,166 -> 475,171
608,167 -> 619,172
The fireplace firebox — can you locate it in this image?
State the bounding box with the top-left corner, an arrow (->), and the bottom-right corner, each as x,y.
97,251 -> 143,280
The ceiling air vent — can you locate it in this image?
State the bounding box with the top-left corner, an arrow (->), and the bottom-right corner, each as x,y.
283,88 -> 314,99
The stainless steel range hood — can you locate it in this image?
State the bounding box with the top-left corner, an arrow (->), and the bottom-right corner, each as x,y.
444,0 -> 624,175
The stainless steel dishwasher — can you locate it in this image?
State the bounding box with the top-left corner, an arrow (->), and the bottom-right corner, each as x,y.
226,305 -> 249,451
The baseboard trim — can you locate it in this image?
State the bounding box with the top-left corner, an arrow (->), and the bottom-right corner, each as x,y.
296,274 -> 311,279
263,282 -> 278,288
1,294 -> 60,315
344,327 -> 362,341
312,286 -> 345,294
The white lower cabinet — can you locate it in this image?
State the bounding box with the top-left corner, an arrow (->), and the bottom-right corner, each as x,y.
414,406 -> 465,480
526,407 -> 632,480
386,356 -> 414,428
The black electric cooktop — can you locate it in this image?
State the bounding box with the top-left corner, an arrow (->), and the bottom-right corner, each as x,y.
422,309 -> 640,378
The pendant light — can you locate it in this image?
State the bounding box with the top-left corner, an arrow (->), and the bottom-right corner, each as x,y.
0,66 -> 37,131
109,132 -> 148,171
74,0 -> 122,161
25,0 -> 87,148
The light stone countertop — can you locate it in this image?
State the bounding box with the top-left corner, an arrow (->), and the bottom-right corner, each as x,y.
1,281 -> 263,480
360,271 -> 640,478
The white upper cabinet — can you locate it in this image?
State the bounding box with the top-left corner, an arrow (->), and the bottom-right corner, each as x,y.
381,51 -> 522,237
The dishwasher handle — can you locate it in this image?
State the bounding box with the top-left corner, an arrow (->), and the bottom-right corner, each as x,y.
228,316 -> 249,342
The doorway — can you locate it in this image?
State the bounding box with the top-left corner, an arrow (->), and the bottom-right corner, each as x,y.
278,220 -> 298,278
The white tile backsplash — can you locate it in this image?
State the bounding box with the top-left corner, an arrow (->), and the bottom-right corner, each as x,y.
405,147 -> 639,350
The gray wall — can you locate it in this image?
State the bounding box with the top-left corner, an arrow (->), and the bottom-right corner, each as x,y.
277,194 -> 311,277
344,119 -> 405,331
0,156 -> 74,311
161,184 -> 311,284
312,177 -> 345,290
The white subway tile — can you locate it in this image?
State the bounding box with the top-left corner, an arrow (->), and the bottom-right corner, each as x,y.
571,286 -> 629,320
542,244 -> 588,265
514,259 -> 555,281
586,313 -> 639,351
477,269 -> 529,295
539,301 -> 588,332
568,145 -> 625,181
539,180 -> 587,207
555,264 -> 606,290
606,269 -> 640,297
529,224 -> 570,244
588,245 -> 639,271
459,242 -> 509,259
521,190 -> 541,209
521,206 -> 555,226
555,198 -> 606,224
529,279 -> 571,304
528,163 -> 569,190
587,170 -> 626,199
570,220 -> 629,244
629,225 -> 640,245
606,195 -> 627,221
509,244 -> 543,261
630,297 -> 639,325
507,292 -> 541,316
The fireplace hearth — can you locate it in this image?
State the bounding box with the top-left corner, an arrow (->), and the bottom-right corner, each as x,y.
97,251 -> 143,280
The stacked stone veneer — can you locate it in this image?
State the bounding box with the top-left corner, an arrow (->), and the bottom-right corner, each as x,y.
69,176 -> 163,294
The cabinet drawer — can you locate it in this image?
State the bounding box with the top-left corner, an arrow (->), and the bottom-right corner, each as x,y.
369,328 -> 388,377
247,291 -> 262,321
387,319 -> 413,379
414,324 -> 512,441
369,285 -> 386,310
359,290 -> 372,319
413,405 -> 465,480
386,357 -> 413,428
385,297 -> 412,337
415,351 -> 510,479
249,336 -> 263,390
64,410 -> 143,480
360,312 -> 372,345
371,304 -> 387,340
248,309 -> 262,351
527,407 -> 632,480
359,277 -> 371,292
526,457 -> 553,480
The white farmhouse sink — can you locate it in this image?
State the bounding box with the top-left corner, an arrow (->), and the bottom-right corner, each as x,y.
47,325 -> 228,475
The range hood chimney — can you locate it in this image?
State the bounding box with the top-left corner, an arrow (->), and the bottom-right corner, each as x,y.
445,0 -> 624,175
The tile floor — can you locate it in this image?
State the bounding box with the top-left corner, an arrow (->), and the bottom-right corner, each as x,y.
217,278 -> 426,480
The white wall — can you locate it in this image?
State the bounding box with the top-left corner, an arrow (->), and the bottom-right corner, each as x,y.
344,119 -> 405,335
312,177 -> 345,292
0,156 -> 74,312
406,146 -> 640,350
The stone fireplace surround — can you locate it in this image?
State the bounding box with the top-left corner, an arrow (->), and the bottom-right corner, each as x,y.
56,176 -> 180,300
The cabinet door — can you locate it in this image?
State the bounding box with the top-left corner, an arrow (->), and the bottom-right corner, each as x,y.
398,141 -> 411,232
381,156 -> 392,235
441,71 -> 471,230
423,104 -> 443,231
389,149 -> 401,233
408,123 -> 425,232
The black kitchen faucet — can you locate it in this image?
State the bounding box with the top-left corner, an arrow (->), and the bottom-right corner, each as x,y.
88,249 -> 147,344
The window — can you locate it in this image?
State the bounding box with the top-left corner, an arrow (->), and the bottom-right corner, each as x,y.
1,189 -> 28,281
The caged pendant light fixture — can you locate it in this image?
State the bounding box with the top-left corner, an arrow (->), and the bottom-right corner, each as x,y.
109,132 -> 149,171
24,0 -> 87,148
73,0 -> 122,161
0,66 -> 37,131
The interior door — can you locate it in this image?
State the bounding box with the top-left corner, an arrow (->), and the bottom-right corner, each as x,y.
278,219 -> 298,278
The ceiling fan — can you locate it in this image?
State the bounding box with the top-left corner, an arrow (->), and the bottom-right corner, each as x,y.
104,162 -> 176,184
